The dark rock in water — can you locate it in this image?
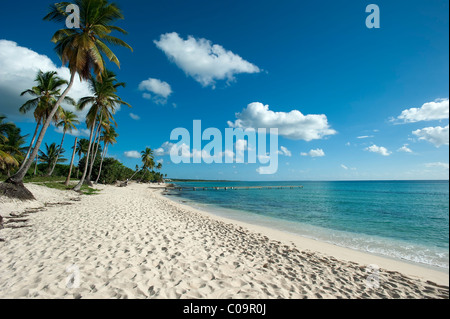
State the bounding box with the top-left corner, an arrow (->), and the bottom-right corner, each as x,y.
0,215 -> 3,229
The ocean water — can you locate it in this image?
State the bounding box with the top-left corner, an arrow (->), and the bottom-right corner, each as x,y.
168,181 -> 449,269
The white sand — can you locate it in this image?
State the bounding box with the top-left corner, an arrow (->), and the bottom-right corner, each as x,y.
0,182 -> 448,299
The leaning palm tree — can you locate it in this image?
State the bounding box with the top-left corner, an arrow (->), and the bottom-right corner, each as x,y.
95,126 -> 118,184
18,70 -> 73,171
2,0 -> 132,200
49,110 -> 79,176
38,143 -> 67,176
74,70 -> 130,191
139,148 -> 155,183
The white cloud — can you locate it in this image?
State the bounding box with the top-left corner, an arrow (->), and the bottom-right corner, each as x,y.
55,126 -> 90,138
412,125 -> 449,147
396,99 -> 449,123
357,135 -> 373,139
278,146 -> 292,157
139,78 -> 172,104
397,144 -> 413,153
154,142 -> 175,156
154,32 -> 260,88
301,149 -> 325,157
129,113 -> 140,120
0,40 -> 92,121
365,145 -> 391,156
425,162 -> 449,169
124,151 -> 141,159
228,102 -> 337,141
341,164 -> 349,170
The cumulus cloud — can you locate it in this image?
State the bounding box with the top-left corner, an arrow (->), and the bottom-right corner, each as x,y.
228,102 -> 337,141
154,142 -> 175,156
301,149 -> 325,157
412,125 -> 449,147
395,99 -> 449,123
55,126 -> 90,138
365,145 -> 391,156
129,113 -> 140,120
124,151 -> 141,159
138,78 -> 172,104
278,146 -> 292,157
154,32 -> 260,88
0,40 -> 92,121
397,144 -> 413,153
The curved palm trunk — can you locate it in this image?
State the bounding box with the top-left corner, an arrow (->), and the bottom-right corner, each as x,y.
5,73 -> 76,192
65,137 -> 78,186
18,121 -> 40,171
73,117 -> 97,192
95,143 -> 108,184
48,131 -> 66,176
129,167 -> 142,181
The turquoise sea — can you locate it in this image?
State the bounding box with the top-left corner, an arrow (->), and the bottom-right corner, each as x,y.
168,180 -> 449,269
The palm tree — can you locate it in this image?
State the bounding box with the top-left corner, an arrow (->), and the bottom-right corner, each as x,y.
2,126 -> 28,176
95,126 -> 118,184
139,148 -> 155,183
74,70 -> 130,191
75,138 -> 89,178
2,0 -> 132,200
65,137 -> 78,186
39,143 -> 67,176
49,110 -> 79,176
18,70 -> 74,171
0,117 -> 23,174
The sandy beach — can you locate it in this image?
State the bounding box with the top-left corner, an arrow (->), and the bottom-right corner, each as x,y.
0,182 -> 448,299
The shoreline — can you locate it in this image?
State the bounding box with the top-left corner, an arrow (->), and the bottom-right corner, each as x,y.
0,182 -> 448,299
161,189 -> 449,286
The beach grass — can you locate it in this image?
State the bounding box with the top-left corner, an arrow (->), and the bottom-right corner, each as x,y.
19,176 -> 100,196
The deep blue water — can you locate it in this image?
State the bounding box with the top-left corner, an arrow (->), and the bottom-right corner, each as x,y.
169,181 -> 449,269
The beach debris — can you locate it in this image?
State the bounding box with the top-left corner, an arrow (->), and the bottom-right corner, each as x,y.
0,215 -> 3,229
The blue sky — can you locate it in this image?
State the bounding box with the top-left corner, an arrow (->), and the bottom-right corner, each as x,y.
0,0 -> 448,180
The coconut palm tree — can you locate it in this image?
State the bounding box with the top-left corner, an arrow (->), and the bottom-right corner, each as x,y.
39,143 -> 67,176
2,0 -> 132,200
139,148 -> 155,183
0,117 -> 24,174
74,70 -> 130,191
2,126 -> 28,176
65,137 -> 78,186
49,110 -> 79,176
18,70 -> 74,171
95,126 -> 118,184
75,138 -> 90,178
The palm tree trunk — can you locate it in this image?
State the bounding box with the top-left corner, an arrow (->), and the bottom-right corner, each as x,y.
65,137 -> 78,186
95,143 -> 108,184
48,131 -> 66,176
34,154 -> 38,176
73,117 -> 97,192
86,114 -> 103,183
18,121 -> 40,171
5,72 -> 76,195
129,167 -> 142,181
